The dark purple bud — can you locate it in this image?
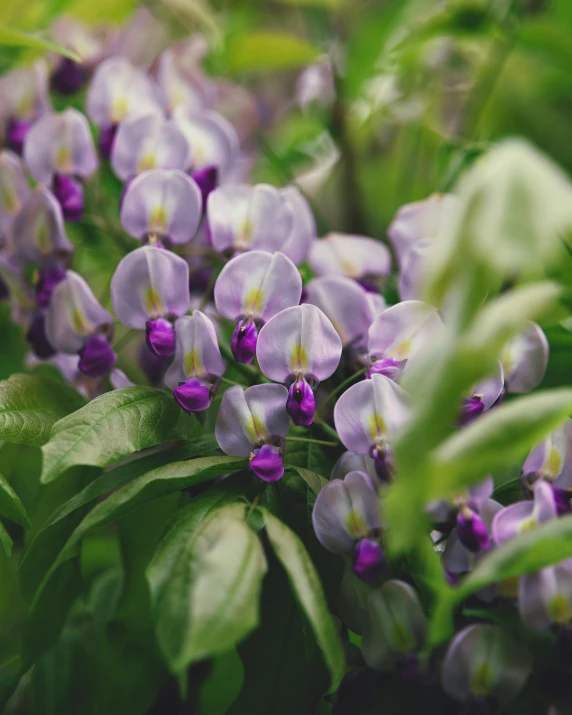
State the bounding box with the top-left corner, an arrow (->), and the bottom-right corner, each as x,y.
230,319 -> 257,364
550,485 -> 572,516
52,174 -> 84,222
138,343 -> 171,386
99,123 -> 118,160
173,377 -> 211,413
6,117 -> 32,155
369,444 -> 393,483
78,333 -> 117,377
351,538 -> 387,582
287,378 -> 315,426
26,311 -> 56,359
51,58 -> 87,95
191,165 -> 218,210
0,273 -> 9,301
36,261 -> 66,309
146,317 -> 176,357
249,444 -> 284,482
368,357 -> 407,380
458,396 -> 485,426
457,507 -> 491,553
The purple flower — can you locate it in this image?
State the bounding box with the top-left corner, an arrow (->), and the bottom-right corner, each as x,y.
214,250 -> 302,364
352,539 -> 387,582
0,151 -> 30,230
459,362 -> 505,425
501,321 -> 548,394
309,232 -> 391,281
334,373 -> 410,480
492,479 -> 557,546
207,183 -> 294,254
331,450 -> 377,481
441,625 -> 531,705
296,58 -> 335,110
154,38 -> 214,114
51,58 -> 87,96
521,420 -> 572,491
456,507 -> 491,553
35,260 -> 67,309
277,187 -> 316,265
215,383 -> 290,482
98,123 -> 118,160
111,245 -> 191,356
304,275 -> 386,351
257,304 -> 342,425
78,333 -> 117,378
26,310 -> 56,359
164,311 -> 224,413
0,61 -> 50,155
362,580 -> 427,672
51,174 -> 84,222
191,165 -> 218,209
120,169 -> 202,245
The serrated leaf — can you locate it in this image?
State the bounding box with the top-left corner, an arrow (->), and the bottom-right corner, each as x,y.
226,31 -> 321,74
0,472 -> 30,528
429,389 -> 572,499
0,374 -> 85,448
0,26 -> 81,60
261,509 -> 345,692
40,387 -> 183,483
155,504 -> 267,674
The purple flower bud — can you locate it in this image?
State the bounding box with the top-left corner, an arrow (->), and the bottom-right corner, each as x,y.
51,58 -> 87,96
369,445 -> 393,483
550,485 -> 572,516
459,396 -> 485,426
191,165 -> 218,209
27,311 -> 56,359
146,317 -> 176,357
36,260 -> 66,308
99,123 -> 118,160
138,343 -> 171,386
457,507 -> 491,553
287,378 -> 315,426
368,358 -> 407,380
77,333 -> 117,377
173,377 -> 212,413
249,444 -> 284,482
6,117 -> 31,156
352,538 -> 387,582
0,274 -> 8,301
231,320 -> 257,364
52,174 -> 84,222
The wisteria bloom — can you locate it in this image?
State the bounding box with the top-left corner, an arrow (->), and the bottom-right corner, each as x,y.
24,109 -> 98,221
111,114 -> 191,181
214,250 -> 302,364
11,187 -> 73,265
334,373 -> 410,481
154,37 -> 214,115
501,321 -> 549,393
309,232 -> 391,285
110,244 -> 190,356
45,270 -> 116,377
305,275 -> 386,352
120,169 -> 202,245
0,150 -> 29,237
277,187 -> 316,266
215,383 -> 290,482
366,300 -> 443,380
441,625 -> 531,709
521,419 -> 572,497
257,303 -> 342,426
459,361 -> 505,425
330,450 -> 377,482
312,470 -> 385,581
362,580 -> 427,673
207,183 -> 294,255
0,61 -> 50,155
164,311 -> 224,413
86,57 -> 163,158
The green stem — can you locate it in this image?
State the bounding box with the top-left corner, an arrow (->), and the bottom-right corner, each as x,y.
287,436 -> 338,448
220,376 -> 242,388
318,367 -> 367,415
314,415 -> 342,443
219,342 -> 259,383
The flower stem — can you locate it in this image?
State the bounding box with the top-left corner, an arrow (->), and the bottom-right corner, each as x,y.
287,436 -> 338,448
318,367 -> 367,415
314,415 -> 342,443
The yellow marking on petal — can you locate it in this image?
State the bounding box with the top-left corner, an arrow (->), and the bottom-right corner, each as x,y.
246,414 -> 268,444
193,143 -> 207,169
291,343 -> 309,373
388,339 -> 412,361
184,349 -> 203,377
71,308 -> 93,336
35,220 -> 51,255
346,509 -> 368,539
368,413 -> 386,441
391,621 -> 414,654
544,447 -> 562,480
16,93 -> 34,118
137,152 -> 157,174
0,187 -> 19,215
519,516 -> 537,534
111,97 -> 129,123
549,594 -> 571,624
501,347 -> 514,377
54,145 -> 72,173
341,258 -> 358,277
150,205 -> 168,233
471,662 -> 493,698
144,287 -> 165,317
245,287 -> 264,316
237,219 -> 253,248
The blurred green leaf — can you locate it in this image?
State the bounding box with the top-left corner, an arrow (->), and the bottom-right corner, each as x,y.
225,31 -> 321,74
262,508 -> 345,693
0,521 -> 13,557
154,504 -> 267,674
40,387 -> 182,483
0,26 -> 80,60
0,472 -> 30,528
0,374 -> 85,448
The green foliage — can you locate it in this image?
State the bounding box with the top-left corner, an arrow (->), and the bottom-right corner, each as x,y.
0,26 -> 80,59
224,31 -> 322,74
0,472 -> 30,528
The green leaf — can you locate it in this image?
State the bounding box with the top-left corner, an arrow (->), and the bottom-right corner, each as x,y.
0,374 -> 85,448
261,509 -> 345,692
0,521 -> 13,557
225,31 -> 322,74
0,26 -> 81,60
40,387 -> 182,483
429,388 -> 572,499
285,465 -> 328,498
0,472 -> 30,528
154,504 -> 267,674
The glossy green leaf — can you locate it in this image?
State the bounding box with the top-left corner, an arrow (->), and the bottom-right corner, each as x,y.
155,504 -> 267,674
261,509 -> 345,692
429,388 -> 572,499
0,472 -> 30,528
0,374 -> 85,448
40,387 -> 182,483
0,26 -> 80,60
226,31 -> 321,74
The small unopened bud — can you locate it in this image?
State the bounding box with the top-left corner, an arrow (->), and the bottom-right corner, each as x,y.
52,173 -> 84,222
368,358 -> 406,381
287,378 -> 315,426
230,319 -> 257,364
352,538 -> 387,582
78,333 -> 116,377
173,377 -> 212,413
457,507 -> 491,553
249,444 -> 284,482
191,165 -> 218,210
146,317 -> 176,357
